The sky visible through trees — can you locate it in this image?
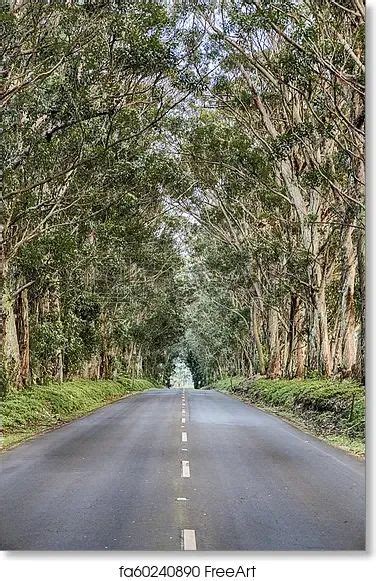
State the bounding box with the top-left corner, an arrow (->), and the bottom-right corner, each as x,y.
169,358 -> 194,389
1,0 -> 365,393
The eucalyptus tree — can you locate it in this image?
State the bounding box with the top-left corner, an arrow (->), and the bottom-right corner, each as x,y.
175,0 -> 365,381
1,0 -> 185,389
1,0 -> 365,391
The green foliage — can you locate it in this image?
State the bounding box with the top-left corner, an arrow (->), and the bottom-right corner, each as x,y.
2,377 -> 157,437
207,376 -> 245,391
1,0 -> 365,409
30,319 -> 65,367
2,0 -> 187,389
0,366 -> 8,399
210,377 -> 365,441
175,0 -> 364,386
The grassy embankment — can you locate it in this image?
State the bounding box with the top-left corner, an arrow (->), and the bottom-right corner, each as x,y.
1,377 -> 158,450
208,376 -> 365,456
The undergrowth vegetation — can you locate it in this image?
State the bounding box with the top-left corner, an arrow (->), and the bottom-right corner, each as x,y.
1,378 -> 157,447
209,377 -> 365,454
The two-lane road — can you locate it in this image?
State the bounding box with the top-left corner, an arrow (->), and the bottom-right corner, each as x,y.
0,388 -> 365,550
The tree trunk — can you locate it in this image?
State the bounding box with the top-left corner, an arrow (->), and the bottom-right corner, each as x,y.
331,311 -> 341,373
285,293 -> 298,377
0,224 -> 5,360
316,278 -> 332,376
339,223 -> 358,377
245,347 -> 253,377
136,347 -> 142,377
17,287 -> 30,385
3,292 -> 21,388
252,303 -> 265,374
267,308 -> 281,378
51,281 -> 63,383
356,226 -> 365,383
285,295 -> 306,378
1,249 -> 21,389
294,301 -> 306,378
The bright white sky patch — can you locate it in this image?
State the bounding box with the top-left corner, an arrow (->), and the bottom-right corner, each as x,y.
170,358 -> 194,389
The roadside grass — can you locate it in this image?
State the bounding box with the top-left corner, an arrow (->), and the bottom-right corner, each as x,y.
208,376 -> 365,456
1,377 -> 159,450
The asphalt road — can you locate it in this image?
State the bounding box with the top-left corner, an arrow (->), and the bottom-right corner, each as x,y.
0,388 -> 365,551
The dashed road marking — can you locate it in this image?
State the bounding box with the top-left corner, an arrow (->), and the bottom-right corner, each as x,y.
181,460 -> 190,478
182,432 -> 187,442
182,417 -> 186,424
182,529 -> 197,550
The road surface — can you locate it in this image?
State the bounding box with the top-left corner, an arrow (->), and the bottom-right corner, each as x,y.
0,388 -> 365,550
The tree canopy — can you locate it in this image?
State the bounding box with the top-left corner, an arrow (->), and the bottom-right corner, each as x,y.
1,0 -> 365,393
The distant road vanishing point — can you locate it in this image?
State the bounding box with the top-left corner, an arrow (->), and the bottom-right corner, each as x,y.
0,388 -> 365,550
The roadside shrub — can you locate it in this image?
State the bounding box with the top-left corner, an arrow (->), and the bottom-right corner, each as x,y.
1,377 -> 157,434
209,376 -> 365,440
